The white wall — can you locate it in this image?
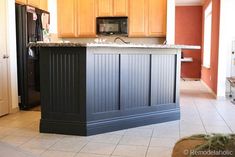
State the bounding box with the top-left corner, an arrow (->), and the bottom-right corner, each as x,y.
217,0 -> 235,98
167,0 -> 175,44
48,0 -> 57,34
6,0 -> 19,111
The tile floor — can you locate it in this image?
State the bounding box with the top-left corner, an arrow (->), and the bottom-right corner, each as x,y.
1,81 -> 235,157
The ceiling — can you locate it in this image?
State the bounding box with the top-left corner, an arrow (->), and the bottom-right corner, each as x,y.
175,0 -> 205,6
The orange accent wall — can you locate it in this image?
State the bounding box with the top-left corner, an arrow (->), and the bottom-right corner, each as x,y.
175,6 -> 202,79
201,0 -> 220,94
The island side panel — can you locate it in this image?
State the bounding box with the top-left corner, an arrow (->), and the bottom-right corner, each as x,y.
40,47 -> 87,135
86,47 -> 180,135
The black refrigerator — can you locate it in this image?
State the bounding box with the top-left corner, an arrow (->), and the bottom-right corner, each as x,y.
15,4 -> 49,110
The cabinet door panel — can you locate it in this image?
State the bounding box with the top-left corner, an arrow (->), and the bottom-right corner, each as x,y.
129,0 -> 148,37
40,0 -> 48,11
113,0 -> 128,16
148,0 -> 166,37
77,0 -> 96,37
98,0 -> 113,16
57,0 -> 77,37
16,0 -> 27,5
27,0 -> 40,7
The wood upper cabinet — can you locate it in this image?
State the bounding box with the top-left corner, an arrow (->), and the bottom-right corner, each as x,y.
98,0 -> 113,16
40,0 -> 48,11
27,0 -> 40,7
57,0 -> 77,37
16,0 -> 27,4
129,0 -> 148,37
56,0 -> 166,38
129,0 -> 167,37
113,0 -> 128,16
148,0 -> 166,37
16,0 -> 48,11
98,0 -> 128,16
77,0 -> 96,37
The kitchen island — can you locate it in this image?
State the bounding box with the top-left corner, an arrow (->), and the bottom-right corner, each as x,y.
29,43 -> 200,136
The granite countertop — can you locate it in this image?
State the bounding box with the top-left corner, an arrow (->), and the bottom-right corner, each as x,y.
28,42 -> 201,50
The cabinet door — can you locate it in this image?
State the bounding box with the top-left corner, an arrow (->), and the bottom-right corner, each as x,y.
0,0 -> 9,116
77,0 -> 96,37
27,0 -> 40,7
129,0 -> 148,37
40,0 -> 48,11
98,0 -> 113,16
57,0 -> 77,37
16,0 -> 27,5
113,0 -> 128,16
148,0 -> 166,37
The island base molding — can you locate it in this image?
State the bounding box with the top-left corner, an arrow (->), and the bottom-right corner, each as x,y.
40,109 -> 180,136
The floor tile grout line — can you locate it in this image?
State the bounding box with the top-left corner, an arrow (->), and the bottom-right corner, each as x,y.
191,81 -> 215,135
65,135 -> 96,156
179,118 -> 181,138
6,135 -> 47,156
76,151 -> 117,157
73,141 -> 90,157
39,134 -> 73,156
40,148 -> 84,156
144,127 -> 154,157
209,100 -> 234,133
15,133 -> 37,147
109,130 -> 127,157
193,99 -> 208,134
201,97 -> 234,133
49,135 -> 96,156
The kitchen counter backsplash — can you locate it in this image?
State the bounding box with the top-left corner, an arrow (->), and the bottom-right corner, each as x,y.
47,34 -> 166,45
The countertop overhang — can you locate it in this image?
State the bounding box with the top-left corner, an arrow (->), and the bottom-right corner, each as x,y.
28,42 -> 201,50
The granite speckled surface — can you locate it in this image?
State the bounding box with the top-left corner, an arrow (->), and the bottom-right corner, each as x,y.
28,42 -> 87,47
28,42 -> 201,50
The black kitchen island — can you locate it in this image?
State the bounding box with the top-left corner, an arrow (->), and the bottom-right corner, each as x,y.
29,43 -> 199,136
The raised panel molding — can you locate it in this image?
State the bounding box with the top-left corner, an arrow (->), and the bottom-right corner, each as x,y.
91,54 -> 120,113
77,0 -> 96,37
98,0 -> 113,16
151,54 -> 176,105
121,54 -> 150,109
57,0 -> 77,37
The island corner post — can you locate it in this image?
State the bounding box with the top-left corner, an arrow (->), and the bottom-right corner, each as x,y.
39,45 -> 181,136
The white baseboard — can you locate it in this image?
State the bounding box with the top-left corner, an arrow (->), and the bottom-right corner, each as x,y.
216,96 -> 227,101
181,78 -> 201,81
10,107 -> 19,114
200,80 -> 217,99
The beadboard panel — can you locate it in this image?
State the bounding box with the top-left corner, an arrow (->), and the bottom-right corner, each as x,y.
40,47 -> 86,121
92,54 -> 120,113
151,54 -> 176,105
121,54 -> 150,109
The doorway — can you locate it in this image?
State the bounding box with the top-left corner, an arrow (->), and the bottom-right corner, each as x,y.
0,0 -> 9,116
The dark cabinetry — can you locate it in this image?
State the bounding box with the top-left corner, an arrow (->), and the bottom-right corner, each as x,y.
40,46 -> 181,136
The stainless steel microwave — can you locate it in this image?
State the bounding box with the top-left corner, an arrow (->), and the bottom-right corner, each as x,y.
96,17 -> 128,36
